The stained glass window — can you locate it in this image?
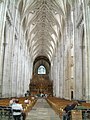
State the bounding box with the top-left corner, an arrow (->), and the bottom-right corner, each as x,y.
38,65 -> 46,74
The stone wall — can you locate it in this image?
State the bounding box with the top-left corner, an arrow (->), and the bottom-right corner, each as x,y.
50,0 -> 90,101
0,0 -> 33,97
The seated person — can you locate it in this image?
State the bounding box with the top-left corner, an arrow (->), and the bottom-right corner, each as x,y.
31,96 -> 35,100
12,99 -> 23,120
74,101 -> 86,110
9,98 -> 15,107
63,102 -> 77,120
24,98 -> 31,104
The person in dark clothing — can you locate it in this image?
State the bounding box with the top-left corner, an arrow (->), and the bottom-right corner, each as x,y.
63,102 -> 77,120
22,112 -> 26,120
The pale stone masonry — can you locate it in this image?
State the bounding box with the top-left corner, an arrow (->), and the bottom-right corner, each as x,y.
0,0 -> 90,102
0,0 -> 33,97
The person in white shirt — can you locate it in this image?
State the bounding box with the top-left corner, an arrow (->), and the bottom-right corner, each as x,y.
24,98 -> 29,104
24,98 -> 31,104
12,99 -> 23,120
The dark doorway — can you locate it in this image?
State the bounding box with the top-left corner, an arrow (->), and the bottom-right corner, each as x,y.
71,91 -> 73,99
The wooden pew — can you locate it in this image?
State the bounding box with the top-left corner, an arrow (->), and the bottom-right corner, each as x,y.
46,96 -> 72,119
0,96 -> 37,118
46,96 -> 90,119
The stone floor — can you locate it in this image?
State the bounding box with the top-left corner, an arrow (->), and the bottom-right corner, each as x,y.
26,98 -> 60,120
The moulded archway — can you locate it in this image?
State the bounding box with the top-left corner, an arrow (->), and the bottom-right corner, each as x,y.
33,56 -> 51,75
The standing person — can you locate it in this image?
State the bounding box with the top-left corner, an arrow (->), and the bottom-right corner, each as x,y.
24,93 -> 27,97
12,99 -> 23,120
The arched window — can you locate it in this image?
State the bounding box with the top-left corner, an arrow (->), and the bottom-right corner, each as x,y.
38,65 -> 46,74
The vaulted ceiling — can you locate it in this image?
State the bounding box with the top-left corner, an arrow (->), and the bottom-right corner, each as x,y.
18,0 -> 72,62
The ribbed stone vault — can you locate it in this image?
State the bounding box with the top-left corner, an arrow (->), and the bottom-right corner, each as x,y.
1,0 -> 90,100
18,0 -> 73,61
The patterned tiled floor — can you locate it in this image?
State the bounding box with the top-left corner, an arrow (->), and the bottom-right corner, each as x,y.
26,98 -> 60,120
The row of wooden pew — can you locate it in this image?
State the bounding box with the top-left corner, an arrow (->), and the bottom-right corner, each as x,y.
0,96 -> 37,119
46,97 -> 72,116
46,96 -> 90,120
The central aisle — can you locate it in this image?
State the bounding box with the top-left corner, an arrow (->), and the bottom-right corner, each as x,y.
26,98 -> 60,120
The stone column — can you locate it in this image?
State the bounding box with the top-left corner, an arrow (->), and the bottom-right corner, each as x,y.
59,37 -> 64,98
9,1 -> 19,97
0,0 -> 8,97
72,0 -> 82,99
52,55 -> 56,96
55,44 -> 60,97
23,47 -> 26,94
83,0 -> 90,101
16,36 -> 21,96
2,19 -> 13,97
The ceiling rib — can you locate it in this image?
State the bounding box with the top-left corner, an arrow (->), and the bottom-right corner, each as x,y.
18,0 -> 65,61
